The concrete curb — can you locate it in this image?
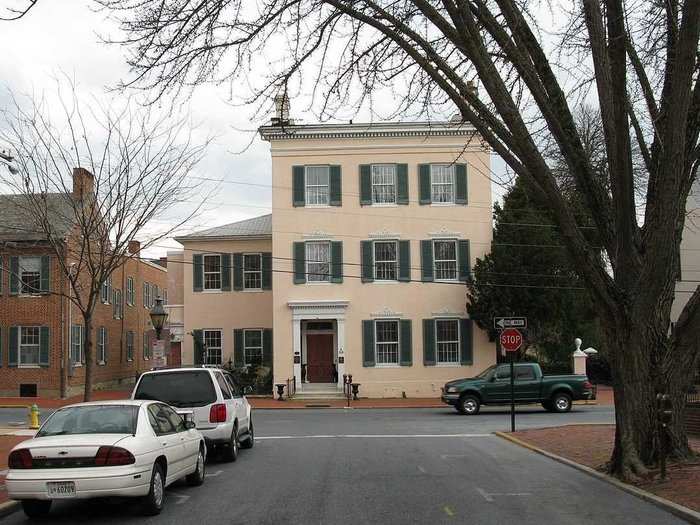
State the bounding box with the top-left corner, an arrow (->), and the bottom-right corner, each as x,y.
0,500 -> 19,519
495,431 -> 700,525
252,405 -> 444,410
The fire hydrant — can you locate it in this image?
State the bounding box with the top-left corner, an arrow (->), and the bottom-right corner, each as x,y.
28,404 -> 40,429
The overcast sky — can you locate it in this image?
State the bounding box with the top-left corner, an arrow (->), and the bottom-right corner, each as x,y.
0,0 -> 504,258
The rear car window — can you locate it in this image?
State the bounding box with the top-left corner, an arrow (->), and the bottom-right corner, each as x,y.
134,370 -> 216,408
37,405 -> 138,437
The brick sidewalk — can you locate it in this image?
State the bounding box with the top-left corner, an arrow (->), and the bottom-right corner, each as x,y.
510,424 -> 700,512
249,397 -> 446,409
0,390 -> 131,410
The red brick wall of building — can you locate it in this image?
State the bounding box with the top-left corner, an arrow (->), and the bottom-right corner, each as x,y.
0,242 -> 167,398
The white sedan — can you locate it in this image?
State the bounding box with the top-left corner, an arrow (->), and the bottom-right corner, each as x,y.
6,399 -> 206,518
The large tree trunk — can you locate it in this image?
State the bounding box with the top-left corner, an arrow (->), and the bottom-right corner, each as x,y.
83,315 -> 94,402
605,315 -> 695,479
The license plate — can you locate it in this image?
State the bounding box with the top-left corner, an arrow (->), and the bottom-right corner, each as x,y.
47,481 -> 76,498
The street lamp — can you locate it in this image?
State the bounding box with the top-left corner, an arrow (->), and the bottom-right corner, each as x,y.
149,296 -> 168,340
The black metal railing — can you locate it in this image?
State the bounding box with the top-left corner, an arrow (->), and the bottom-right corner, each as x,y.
286,376 -> 296,398
686,389 -> 700,405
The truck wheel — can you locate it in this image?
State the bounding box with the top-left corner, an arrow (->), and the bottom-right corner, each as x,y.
541,400 -> 554,412
456,394 -> 480,415
552,392 -> 572,413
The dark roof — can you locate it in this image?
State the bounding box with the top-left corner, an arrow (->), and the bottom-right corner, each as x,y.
176,214 -> 272,241
0,193 -> 75,242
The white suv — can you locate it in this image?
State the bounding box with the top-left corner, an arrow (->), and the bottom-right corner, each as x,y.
132,367 -> 254,461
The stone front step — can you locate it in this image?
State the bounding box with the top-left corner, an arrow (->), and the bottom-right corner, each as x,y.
294,391 -> 346,400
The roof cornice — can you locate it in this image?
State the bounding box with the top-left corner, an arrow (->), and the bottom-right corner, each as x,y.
175,234 -> 272,243
259,121 -> 479,142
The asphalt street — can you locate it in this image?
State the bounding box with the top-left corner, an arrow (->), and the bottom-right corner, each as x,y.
2,406 -> 683,525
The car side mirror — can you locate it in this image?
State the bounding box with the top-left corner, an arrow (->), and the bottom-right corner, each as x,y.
184,420 -> 196,430
243,386 -> 253,395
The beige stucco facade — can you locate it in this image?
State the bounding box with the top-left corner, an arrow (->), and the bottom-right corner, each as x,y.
178,237 -> 273,366
672,180 -> 700,322
261,122 -> 497,397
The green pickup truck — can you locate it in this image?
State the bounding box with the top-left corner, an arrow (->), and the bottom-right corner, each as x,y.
441,362 -> 594,415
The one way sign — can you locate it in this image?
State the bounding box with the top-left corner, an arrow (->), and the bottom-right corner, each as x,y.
494,317 -> 527,330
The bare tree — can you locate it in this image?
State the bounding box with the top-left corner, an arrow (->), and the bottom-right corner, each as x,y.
0,0 -> 38,21
95,0 -> 700,479
0,84 -> 207,401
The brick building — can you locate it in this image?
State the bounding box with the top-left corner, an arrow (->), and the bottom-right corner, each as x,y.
0,168 -> 168,398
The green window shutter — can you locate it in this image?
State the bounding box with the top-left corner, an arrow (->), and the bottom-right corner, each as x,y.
221,253 -> 232,291
234,329 -> 244,367
193,254 -> 203,292
455,164 -> 468,204
359,165 -> 372,205
292,166 -> 306,207
9,256 -> 19,295
420,240 -> 434,282
40,255 -> 50,293
192,330 -> 204,365
419,164 -> 431,204
423,319 -> 436,366
9,326 -> 18,367
262,329 -> 273,368
293,242 -> 306,284
400,320 -> 412,366
233,253 -> 243,291
0,256 -> 3,295
0,327 -> 3,367
460,319 -> 473,365
329,165 -> 342,206
397,164 -> 409,204
39,326 -> 49,367
398,240 -> 411,282
458,240 -> 471,281
262,252 -> 272,290
103,327 -> 108,364
361,241 -> 374,282
362,320 -> 375,367
331,241 -> 343,283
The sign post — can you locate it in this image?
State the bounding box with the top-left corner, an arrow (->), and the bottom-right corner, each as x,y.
499,327 -> 523,432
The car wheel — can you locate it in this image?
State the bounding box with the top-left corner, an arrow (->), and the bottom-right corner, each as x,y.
186,447 -> 206,486
221,425 -> 239,462
142,463 -> 166,515
457,394 -> 481,415
241,420 -> 255,450
552,392 -> 572,413
21,500 -> 52,518
541,400 -> 554,412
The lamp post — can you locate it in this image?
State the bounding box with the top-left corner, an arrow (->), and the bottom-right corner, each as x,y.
149,296 -> 168,340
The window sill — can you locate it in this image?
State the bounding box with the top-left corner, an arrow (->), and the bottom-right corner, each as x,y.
126,359 -> 133,362
242,288 -> 265,293
18,364 -> 41,369
371,280 -> 400,284
305,204 -> 332,209
201,289 -> 223,294
374,364 -> 401,368
73,363 -> 83,368
97,361 -> 106,366
435,363 -> 464,368
18,294 -> 46,298
434,279 -> 460,284
430,202 -> 456,207
306,281 -> 333,285
370,203 -> 398,207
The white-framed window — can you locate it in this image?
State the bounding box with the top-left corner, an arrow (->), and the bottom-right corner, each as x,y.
19,326 -> 40,366
100,276 -> 112,304
371,164 -> 396,204
305,166 -> 330,206
113,289 -> 122,319
434,240 -> 458,281
97,327 -> 107,364
244,329 -> 263,366
243,254 -> 262,290
19,257 -> 41,294
71,325 -> 83,364
375,320 -> 400,365
431,164 -> 455,203
126,276 -> 134,306
374,241 -> 398,281
204,330 -> 222,365
203,254 -> 222,290
306,241 -> 331,282
126,331 -> 134,361
436,319 -> 460,364
143,331 -> 151,360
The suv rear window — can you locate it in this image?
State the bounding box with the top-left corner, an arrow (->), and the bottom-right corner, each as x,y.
134,371 -> 216,408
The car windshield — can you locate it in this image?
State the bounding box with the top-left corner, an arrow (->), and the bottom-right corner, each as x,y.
36,405 -> 138,437
134,370 -> 217,408
475,365 -> 496,379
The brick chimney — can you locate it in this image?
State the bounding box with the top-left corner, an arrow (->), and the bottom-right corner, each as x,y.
128,240 -> 141,257
72,168 -> 94,200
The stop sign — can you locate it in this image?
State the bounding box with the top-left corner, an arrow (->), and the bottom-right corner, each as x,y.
500,328 -> 523,352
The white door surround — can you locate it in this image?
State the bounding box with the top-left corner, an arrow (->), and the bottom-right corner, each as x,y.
288,300 -> 349,390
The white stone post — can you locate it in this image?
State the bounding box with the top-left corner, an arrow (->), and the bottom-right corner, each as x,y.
572,337 -> 588,375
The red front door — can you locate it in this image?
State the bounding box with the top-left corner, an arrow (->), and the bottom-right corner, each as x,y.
306,334 -> 334,383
